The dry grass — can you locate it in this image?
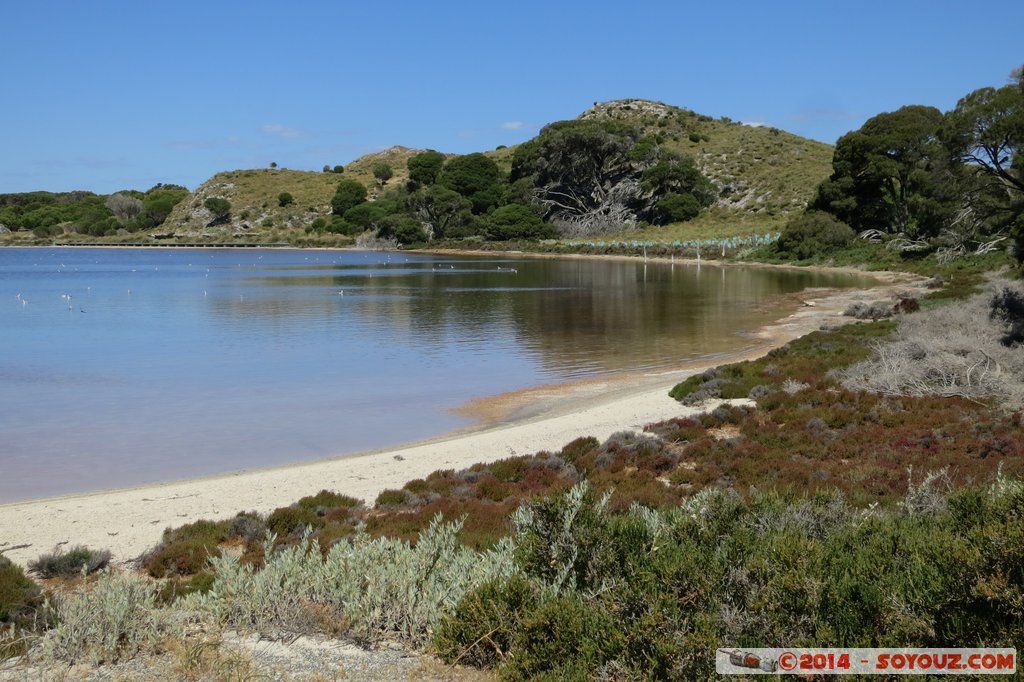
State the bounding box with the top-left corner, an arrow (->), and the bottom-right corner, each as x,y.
341,146 -> 426,194
159,169 -> 340,237
843,278 -> 1024,408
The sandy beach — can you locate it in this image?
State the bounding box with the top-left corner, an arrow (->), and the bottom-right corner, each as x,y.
0,264 -> 926,567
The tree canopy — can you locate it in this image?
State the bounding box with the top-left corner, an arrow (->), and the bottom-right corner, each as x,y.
203,197 -> 232,225
372,162 -> 394,188
331,179 -> 368,216
437,153 -> 504,214
407,185 -> 473,239
813,105 -> 952,239
796,68 -> 1024,261
483,203 -> 556,241
407,150 -> 445,186
511,120 -> 714,234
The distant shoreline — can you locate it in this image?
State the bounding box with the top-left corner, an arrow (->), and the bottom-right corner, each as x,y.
0,271 -> 927,566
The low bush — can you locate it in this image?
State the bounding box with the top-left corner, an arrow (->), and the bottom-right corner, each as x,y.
40,570 -> 180,665
266,506 -> 323,538
844,281 -> 1024,408
156,570 -> 215,605
991,286 -> 1024,346
0,557 -> 41,623
29,545 -> 111,579
844,300 -> 894,319
184,517 -> 518,646
669,321 -> 895,403
433,575 -> 538,669
375,489 -> 408,506
226,512 -> 266,544
142,519 -> 229,578
296,489 -> 362,511
1,556 -> 45,658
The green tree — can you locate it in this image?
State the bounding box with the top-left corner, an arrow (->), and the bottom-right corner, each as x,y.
483,203 -> 556,241
511,119 -> 714,231
640,153 -> 716,205
407,150 -> 446,186
376,214 -> 427,245
407,185 -> 473,239
943,74 -> 1024,196
813,105 -> 953,238
277,192 -> 294,207
437,153 -> 504,213
204,197 -> 232,224
655,192 -> 702,223
942,70 -> 1024,257
372,162 -> 394,188
777,211 -> 856,259
343,202 -> 387,231
333,165 -> 345,174
141,187 -> 188,227
331,179 -> 368,216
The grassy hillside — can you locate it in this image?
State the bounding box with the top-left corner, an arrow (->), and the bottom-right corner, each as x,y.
575,99 -> 833,239
159,147 -> 441,239
160,168 -> 339,238
150,99 -> 834,242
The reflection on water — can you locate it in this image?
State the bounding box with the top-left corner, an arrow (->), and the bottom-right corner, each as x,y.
0,248 -> 873,501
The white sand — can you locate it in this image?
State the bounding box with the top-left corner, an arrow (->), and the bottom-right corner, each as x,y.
0,269 -> 926,566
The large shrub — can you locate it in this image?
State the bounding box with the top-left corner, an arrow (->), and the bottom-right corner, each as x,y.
483,203 -> 556,241
435,478 -> 1024,679
331,179 -> 368,216
184,517 -> 518,646
0,555 -> 42,625
777,210 -> 856,259
29,545 -> 111,579
40,570 -> 180,665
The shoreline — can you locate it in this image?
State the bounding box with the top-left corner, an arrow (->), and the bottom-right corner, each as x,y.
0,270 -> 926,567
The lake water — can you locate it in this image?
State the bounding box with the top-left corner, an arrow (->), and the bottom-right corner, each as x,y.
0,247 -> 873,501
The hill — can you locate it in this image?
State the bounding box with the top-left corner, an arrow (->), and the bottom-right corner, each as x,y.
165,98 -> 831,238
40,99 -> 835,242
159,147 -> 444,239
573,99 -> 834,240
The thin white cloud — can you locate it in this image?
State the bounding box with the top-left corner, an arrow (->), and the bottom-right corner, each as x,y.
501,121 -> 524,130
741,121 -> 768,128
260,124 -> 306,139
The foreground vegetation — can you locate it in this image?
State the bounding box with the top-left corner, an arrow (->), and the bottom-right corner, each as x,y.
3,276 -> 1023,679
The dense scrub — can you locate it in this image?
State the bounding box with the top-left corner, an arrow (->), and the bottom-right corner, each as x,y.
0,185 -> 187,237
771,68 -> 1022,265
434,478 -> 1024,680
0,556 -> 45,658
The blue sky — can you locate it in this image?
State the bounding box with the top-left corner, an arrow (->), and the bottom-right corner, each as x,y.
2,1 -> 1021,194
